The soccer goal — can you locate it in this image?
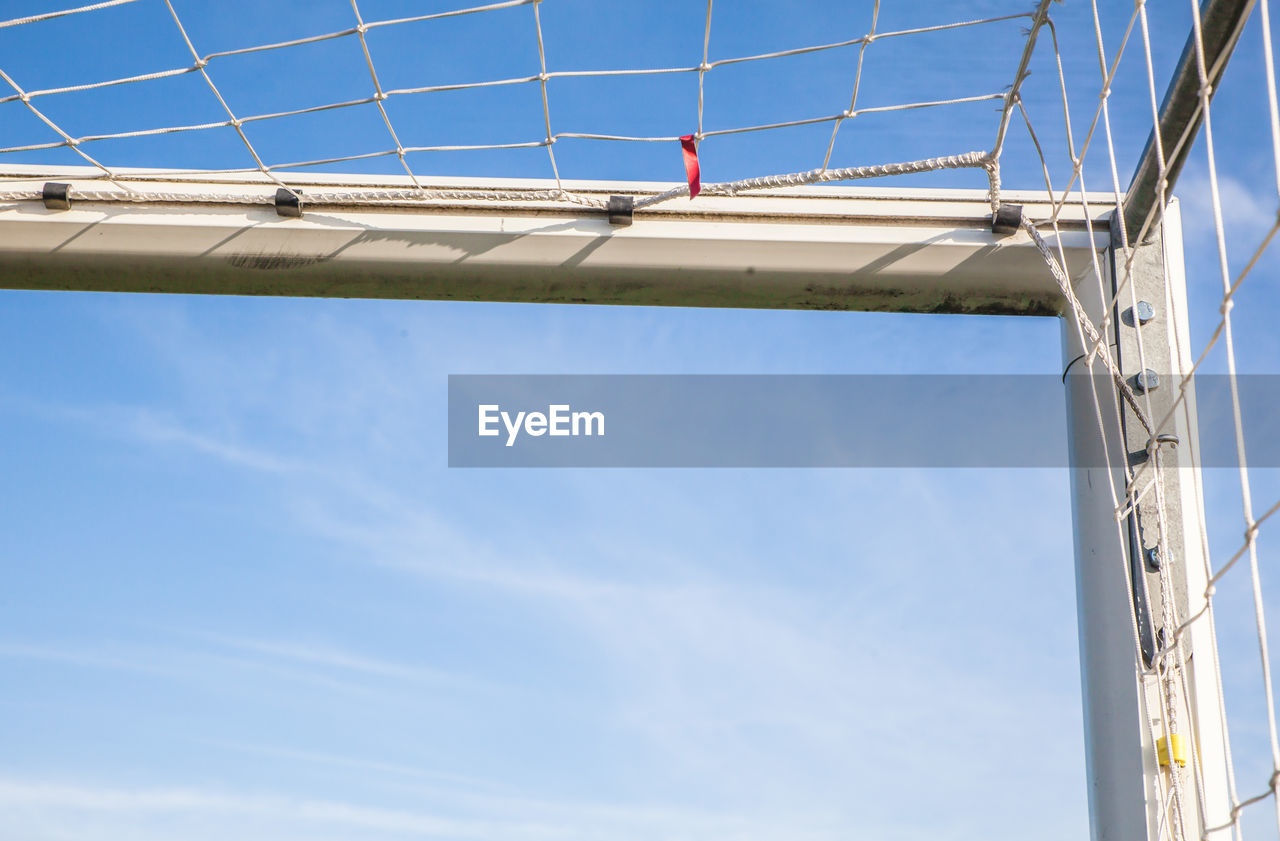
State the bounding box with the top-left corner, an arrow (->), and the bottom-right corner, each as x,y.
2,2 -> 1278,841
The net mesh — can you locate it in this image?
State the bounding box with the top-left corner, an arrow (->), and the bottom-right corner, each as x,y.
0,0 -> 1031,206
3,3 -> 1280,841
1024,2 -> 1280,839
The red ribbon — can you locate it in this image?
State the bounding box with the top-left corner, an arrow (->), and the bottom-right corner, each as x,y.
680,135 -> 701,199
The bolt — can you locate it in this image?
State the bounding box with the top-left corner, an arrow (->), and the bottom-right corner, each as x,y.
1134,300 -> 1155,325
1146,546 -> 1162,572
1135,369 -> 1160,392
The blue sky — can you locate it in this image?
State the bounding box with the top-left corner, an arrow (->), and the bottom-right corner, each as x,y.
2,2 -> 1280,841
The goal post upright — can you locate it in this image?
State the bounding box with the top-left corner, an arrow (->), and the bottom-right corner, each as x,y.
1061,250 -> 1154,841
1063,198 -> 1234,841
1066,0 -> 1258,829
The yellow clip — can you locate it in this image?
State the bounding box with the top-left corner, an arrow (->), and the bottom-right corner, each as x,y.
1157,734 -> 1186,767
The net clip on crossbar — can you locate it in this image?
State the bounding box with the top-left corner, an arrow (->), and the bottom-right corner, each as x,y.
41,182 -> 71,211
607,195 -> 634,226
991,203 -> 1023,235
274,187 -> 303,218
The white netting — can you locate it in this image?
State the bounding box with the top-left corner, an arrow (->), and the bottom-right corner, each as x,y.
0,0 -> 1034,207
2,3 -> 1280,841
1018,2 -> 1280,839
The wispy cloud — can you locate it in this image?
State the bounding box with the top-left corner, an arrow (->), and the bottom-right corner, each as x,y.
0,641 -> 198,682
0,306 -> 1087,841
199,739 -> 512,791
0,637 -> 428,701
1,395 -> 302,475
26,390 -> 1082,830
279,474 -> 1085,835
0,778 -> 502,841
127,412 -> 302,474
191,633 -> 487,690
0,776 -> 840,841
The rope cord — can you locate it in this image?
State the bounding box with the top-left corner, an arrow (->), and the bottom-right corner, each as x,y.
1014,2 -> 1280,838
0,0 -> 1028,209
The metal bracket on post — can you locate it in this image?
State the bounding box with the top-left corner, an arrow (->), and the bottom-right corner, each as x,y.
1126,506 -> 1159,669
1109,220 -> 1183,659
1110,216 -> 1177,675
1064,202 -> 1232,841
1124,429 -> 1181,669
1101,204 -> 1233,841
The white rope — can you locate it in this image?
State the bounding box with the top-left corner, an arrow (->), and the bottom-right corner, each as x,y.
348,0 -> 423,189
0,0 -> 138,30
0,67 -> 128,190
0,1 -> 1025,209
991,0 -> 1057,164
1021,217 -> 1154,436
0,150 -> 996,211
1012,1 -> 1280,838
1185,0 -> 1280,834
158,0 -> 291,195
821,1 -> 879,172
696,0 -> 713,145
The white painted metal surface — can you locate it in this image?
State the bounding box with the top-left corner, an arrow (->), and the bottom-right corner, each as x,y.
1063,256 -> 1153,841
0,166 -> 1108,312
1063,201 -> 1234,841
1160,206 -> 1235,841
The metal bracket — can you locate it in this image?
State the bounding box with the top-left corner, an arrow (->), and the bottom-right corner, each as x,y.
1126,508 -> 1159,668
1126,432 -> 1181,667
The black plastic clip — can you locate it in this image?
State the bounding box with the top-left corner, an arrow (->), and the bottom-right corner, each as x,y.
274,187 -> 302,218
607,195 -> 633,227
1126,511 -> 1159,668
42,182 -> 72,211
991,203 -> 1023,235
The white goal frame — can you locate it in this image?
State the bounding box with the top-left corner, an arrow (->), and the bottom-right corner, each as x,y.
0,168 -> 1230,841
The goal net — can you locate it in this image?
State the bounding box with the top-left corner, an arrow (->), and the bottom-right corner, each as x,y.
1,0 -> 1039,208
2,3 -> 1280,841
